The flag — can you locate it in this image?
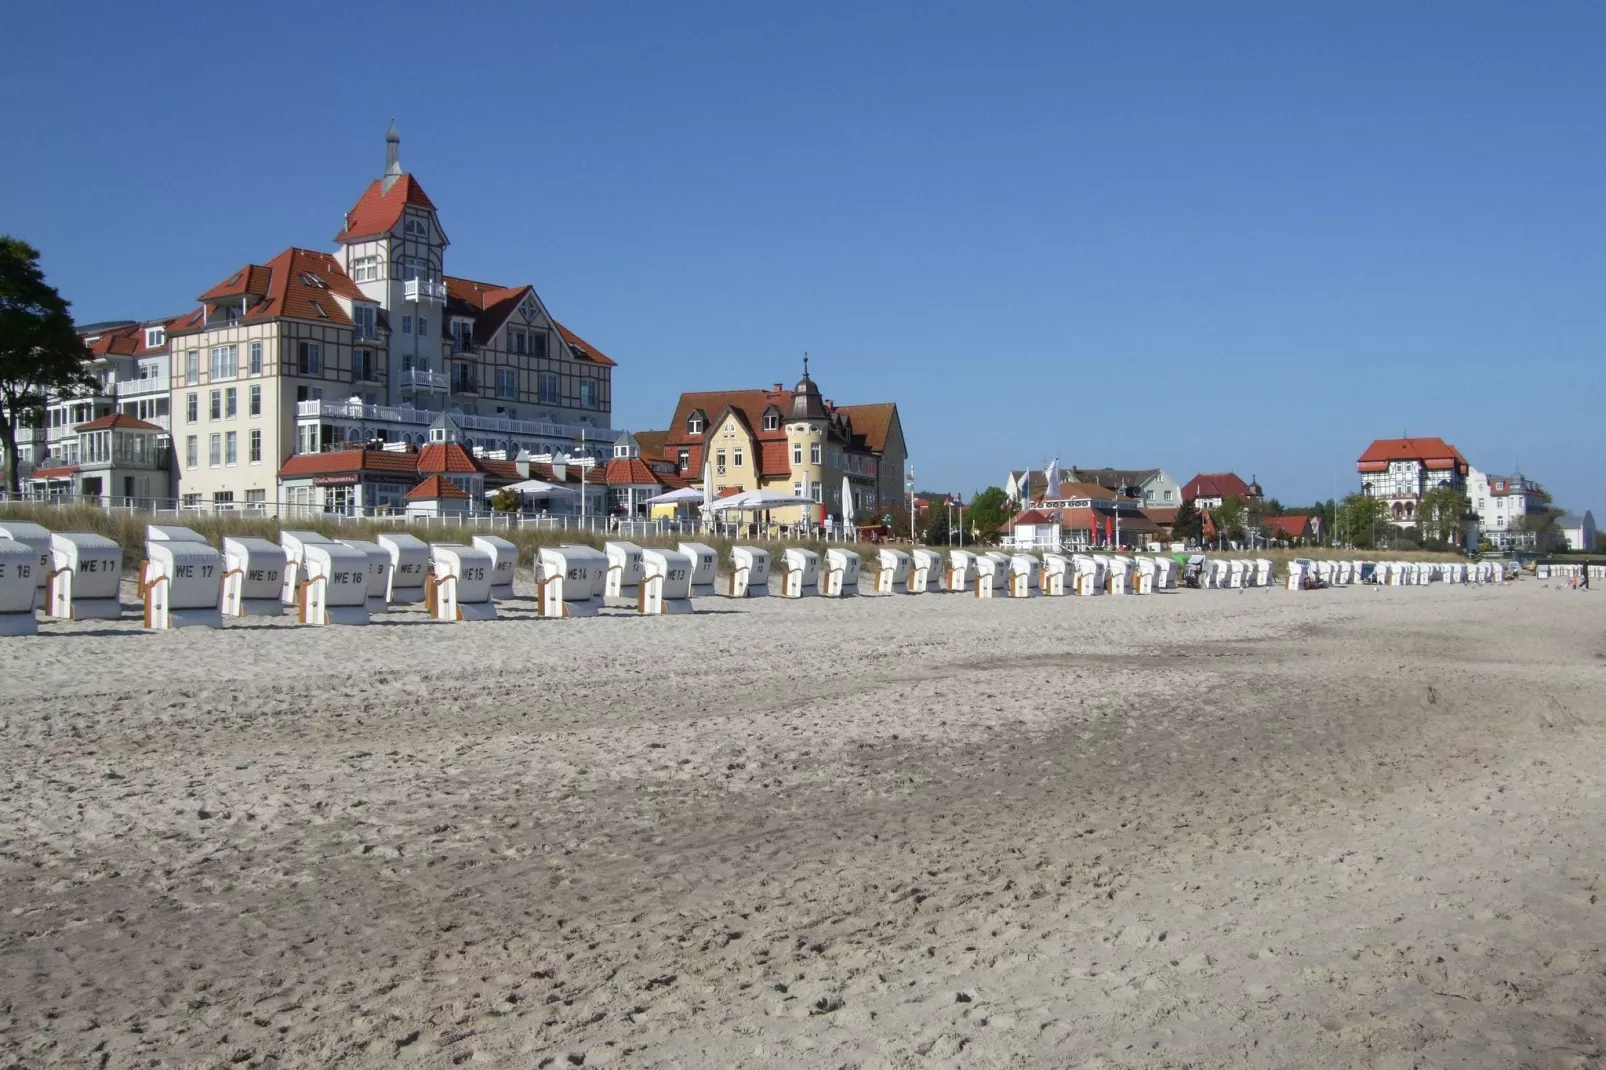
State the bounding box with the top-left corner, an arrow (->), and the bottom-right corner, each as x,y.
1045,458 -> 1061,500
1105,515 -> 1114,546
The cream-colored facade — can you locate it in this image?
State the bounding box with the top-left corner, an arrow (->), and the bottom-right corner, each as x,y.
169,314 -> 364,508
672,371 -> 907,528
165,124 -> 620,508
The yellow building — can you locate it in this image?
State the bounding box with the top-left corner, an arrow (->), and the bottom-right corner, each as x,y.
647,363 -> 907,527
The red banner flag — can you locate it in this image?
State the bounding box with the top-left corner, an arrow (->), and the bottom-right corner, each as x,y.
1105,515 -> 1114,546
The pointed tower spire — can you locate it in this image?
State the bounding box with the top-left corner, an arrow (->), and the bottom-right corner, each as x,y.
382,118 -> 402,192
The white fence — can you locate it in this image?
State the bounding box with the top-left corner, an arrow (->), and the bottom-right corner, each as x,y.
0,492 -> 872,544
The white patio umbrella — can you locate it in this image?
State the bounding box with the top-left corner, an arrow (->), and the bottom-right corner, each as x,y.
488,479 -> 578,497
641,486 -> 704,506
841,475 -> 854,528
707,490 -> 816,511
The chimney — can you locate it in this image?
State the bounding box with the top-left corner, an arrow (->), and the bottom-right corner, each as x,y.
773,383 -> 783,393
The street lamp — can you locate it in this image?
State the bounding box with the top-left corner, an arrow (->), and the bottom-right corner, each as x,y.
573,428 -> 588,526
906,464 -> 916,545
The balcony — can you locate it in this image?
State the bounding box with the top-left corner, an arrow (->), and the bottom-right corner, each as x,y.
353,363 -> 383,385
116,375 -> 170,399
400,369 -> 448,392
449,374 -> 480,397
404,278 -> 446,304
295,398 -> 623,445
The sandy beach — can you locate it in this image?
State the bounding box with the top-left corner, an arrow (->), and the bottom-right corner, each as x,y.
2,578 -> 1603,1068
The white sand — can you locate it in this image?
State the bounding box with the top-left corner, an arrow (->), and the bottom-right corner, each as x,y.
1,578 -> 1603,1068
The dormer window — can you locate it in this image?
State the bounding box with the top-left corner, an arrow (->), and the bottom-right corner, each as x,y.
686,411 -> 705,435
762,408 -> 780,431
144,327 -> 165,349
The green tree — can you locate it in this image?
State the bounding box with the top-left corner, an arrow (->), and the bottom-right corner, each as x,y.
0,237 -> 95,492
1214,495 -> 1248,543
1511,508 -> 1565,552
489,487 -> 520,513
923,502 -> 951,545
1417,486 -> 1470,546
966,486 -> 1015,543
1171,498 -> 1202,543
1335,493 -> 1390,548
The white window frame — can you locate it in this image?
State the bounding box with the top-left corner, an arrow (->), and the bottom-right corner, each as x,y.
249,428 -> 262,464
249,385 -> 261,416
224,387 -> 237,419
144,327 -> 165,349
352,256 -> 381,283
225,431 -> 238,466
208,433 -> 222,467
248,340 -> 262,375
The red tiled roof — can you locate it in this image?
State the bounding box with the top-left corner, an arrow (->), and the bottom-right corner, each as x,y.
279,448 -> 422,478
179,248 -> 370,334
1356,437 -> 1468,473
28,465 -> 78,480
834,403 -> 899,454
555,323 -> 616,367
406,475 -> 468,501
716,486 -> 744,499
416,442 -> 480,475
75,412 -> 162,433
336,175 -> 438,242
599,457 -> 663,488
477,457 -> 521,481
83,324 -> 141,358
1144,508 -> 1179,525
1182,472 -> 1253,501
1005,509 -> 1053,529
666,389 -> 793,477
198,265 -> 273,302
1262,514 -> 1316,539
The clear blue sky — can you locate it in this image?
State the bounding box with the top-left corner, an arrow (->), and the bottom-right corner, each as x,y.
5,2 -> 1603,511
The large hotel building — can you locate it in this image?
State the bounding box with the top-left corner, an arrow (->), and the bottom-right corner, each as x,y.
26,123 -> 620,511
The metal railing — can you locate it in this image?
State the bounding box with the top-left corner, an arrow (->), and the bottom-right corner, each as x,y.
399,370 -> 449,391
294,398 -> 620,445
404,278 -> 446,303
115,375 -> 170,399
0,492 -> 866,545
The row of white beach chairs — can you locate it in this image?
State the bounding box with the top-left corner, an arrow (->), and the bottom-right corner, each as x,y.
1283,559 -> 1506,589
0,519 -> 1516,635
0,523 -> 730,633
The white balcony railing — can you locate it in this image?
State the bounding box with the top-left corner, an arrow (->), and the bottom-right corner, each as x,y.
295,398 -> 622,445
400,369 -> 449,391
404,278 -> 446,303
116,375 -> 170,399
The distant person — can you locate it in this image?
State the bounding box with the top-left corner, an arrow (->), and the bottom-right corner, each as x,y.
1581,560 -> 1591,590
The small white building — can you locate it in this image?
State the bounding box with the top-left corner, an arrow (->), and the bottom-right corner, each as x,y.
1557,511 -> 1596,552
404,475 -> 471,519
